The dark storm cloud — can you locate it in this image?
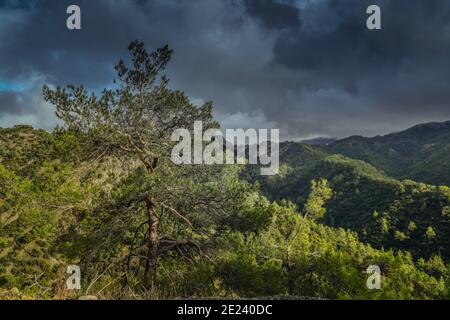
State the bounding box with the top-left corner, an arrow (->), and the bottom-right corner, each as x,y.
258,0 -> 450,137
0,0 -> 33,9
243,0 -> 301,31
1,0 -> 450,138
271,0 -> 450,94
1,0 -> 147,86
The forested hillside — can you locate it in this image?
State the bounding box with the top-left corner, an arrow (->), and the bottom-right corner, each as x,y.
248,149 -> 450,260
1,43 -> 450,300
246,118 -> 450,263
1,131 -> 449,299
326,121 -> 450,186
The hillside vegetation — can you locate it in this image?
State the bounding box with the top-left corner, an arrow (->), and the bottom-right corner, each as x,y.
326,121 -> 450,186
1,42 -> 450,300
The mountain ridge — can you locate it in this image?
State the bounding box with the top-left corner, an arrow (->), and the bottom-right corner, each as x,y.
245,120 -> 450,260
326,120 -> 450,186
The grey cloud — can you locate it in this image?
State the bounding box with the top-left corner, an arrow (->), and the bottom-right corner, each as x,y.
0,74 -> 60,129
0,90 -> 23,115
1,0 -> 450,138
243,0 -> 301,31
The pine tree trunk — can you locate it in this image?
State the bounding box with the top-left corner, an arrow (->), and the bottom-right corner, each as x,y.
145,197 -> 159,292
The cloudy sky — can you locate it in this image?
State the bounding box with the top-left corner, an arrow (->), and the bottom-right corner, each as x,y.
1,0 -> 450,139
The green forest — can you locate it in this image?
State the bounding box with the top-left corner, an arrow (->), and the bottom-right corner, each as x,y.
1,42 -> 450,300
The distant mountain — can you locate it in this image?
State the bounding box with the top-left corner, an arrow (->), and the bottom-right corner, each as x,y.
244,120 -> 450,260
300,137 -> 337,146
326,120 -> 450,186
